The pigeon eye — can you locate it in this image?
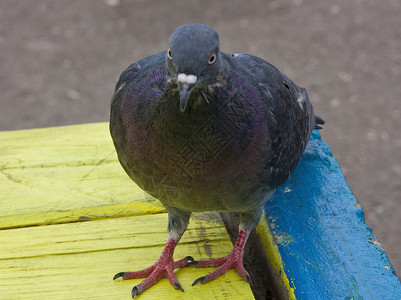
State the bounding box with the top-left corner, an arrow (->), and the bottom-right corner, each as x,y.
167,49 -> 173,60
208,53 -> 216,65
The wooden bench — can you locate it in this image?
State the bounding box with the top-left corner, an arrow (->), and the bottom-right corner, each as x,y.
0,123 -> 253,299
258,130 -> 401,299
1,123 -> 400,299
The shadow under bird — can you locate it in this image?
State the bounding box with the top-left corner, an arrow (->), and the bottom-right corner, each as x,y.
110,23 -> 324,298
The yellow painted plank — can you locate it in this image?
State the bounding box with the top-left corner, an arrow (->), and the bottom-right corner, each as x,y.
0,123 -> 164,227
0,213 -> 226,260
257,216 -> 295,299
0,213 -> 254,299
0,200 -> 166,230
0,123 -> 112,168
0,123 -> 255,298
0,161 -> 151,213
0,246 -> 250,300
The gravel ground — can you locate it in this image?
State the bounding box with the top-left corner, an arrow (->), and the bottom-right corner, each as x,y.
1,0 -> 400,278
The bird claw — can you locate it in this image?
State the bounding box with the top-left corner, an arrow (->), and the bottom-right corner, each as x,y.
185,256 -> 195,264
192,276 -> 207,286
174,281 -> 185,292
131,286 -> 139,299
113,237 -> 194,297
191,229 -> 252,286
113,272 -> 126,281
186,255 -> 198,266
245,273 -> 253,287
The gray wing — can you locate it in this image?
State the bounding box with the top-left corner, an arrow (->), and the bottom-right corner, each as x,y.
229,53 -> 315,188
110,51 -> 168,151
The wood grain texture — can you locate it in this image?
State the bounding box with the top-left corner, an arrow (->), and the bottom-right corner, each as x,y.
0,123 -> 158,225
1,214 -> 250,299
0,123 -> 254,299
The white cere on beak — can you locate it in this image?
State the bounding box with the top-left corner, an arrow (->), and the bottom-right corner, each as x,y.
177,73 -> 197,84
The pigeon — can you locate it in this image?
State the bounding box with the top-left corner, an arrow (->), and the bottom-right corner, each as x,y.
110,23 -> 324,298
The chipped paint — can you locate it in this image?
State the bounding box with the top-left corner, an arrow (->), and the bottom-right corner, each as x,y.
262,130 -> 401,299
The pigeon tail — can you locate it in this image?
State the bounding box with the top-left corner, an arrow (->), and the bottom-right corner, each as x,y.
314,115 -> 325,130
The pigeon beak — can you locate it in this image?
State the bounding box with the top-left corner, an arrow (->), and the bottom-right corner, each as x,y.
178,83 -> 195,112
176,73 -> 198,112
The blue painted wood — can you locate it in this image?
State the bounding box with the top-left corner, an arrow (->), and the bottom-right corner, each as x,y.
264,130 -> 401,300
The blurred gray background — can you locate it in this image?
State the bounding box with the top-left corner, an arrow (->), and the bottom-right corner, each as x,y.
1,0 -> 400,277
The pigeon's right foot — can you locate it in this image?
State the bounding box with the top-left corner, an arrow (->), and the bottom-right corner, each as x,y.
113,238 -> 193,298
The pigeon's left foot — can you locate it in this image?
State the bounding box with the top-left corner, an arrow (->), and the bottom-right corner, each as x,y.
192,229 -> 252,286
113,237 -> 193,298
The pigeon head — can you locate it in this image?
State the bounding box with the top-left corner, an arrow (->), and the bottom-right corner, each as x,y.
166,24 -> 221,112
